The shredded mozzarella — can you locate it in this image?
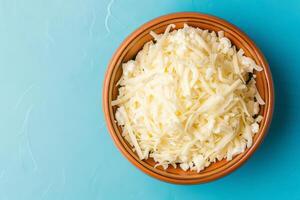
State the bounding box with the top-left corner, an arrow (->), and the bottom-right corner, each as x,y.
113,24 -> 265,172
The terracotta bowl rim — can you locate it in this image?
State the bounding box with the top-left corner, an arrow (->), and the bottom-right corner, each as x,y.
103,12 -> 274,184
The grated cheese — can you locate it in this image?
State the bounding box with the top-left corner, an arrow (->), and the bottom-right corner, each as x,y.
112,24 -> 265,172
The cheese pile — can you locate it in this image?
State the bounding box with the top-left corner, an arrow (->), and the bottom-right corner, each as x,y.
112,24 -> 265,172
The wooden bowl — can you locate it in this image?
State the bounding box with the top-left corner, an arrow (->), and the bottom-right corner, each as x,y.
103,12 -> 274,184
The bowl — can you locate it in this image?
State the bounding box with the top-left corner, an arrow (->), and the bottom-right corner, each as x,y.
103,12 -> 274,184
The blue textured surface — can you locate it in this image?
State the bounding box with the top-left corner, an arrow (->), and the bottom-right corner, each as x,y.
1,0 -> 300,199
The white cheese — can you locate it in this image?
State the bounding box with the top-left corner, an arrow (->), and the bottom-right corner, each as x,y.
113,24 -> 264,172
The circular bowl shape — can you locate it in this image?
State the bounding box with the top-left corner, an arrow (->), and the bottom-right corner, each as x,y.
103,12 -> 274,184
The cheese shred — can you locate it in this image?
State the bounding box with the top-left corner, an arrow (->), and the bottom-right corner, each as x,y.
113,24 -> 265,172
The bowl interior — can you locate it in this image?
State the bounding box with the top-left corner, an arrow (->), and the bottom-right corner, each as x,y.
106,14 -> 272,183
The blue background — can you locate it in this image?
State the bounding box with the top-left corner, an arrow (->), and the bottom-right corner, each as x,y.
1,0 -> 299,199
